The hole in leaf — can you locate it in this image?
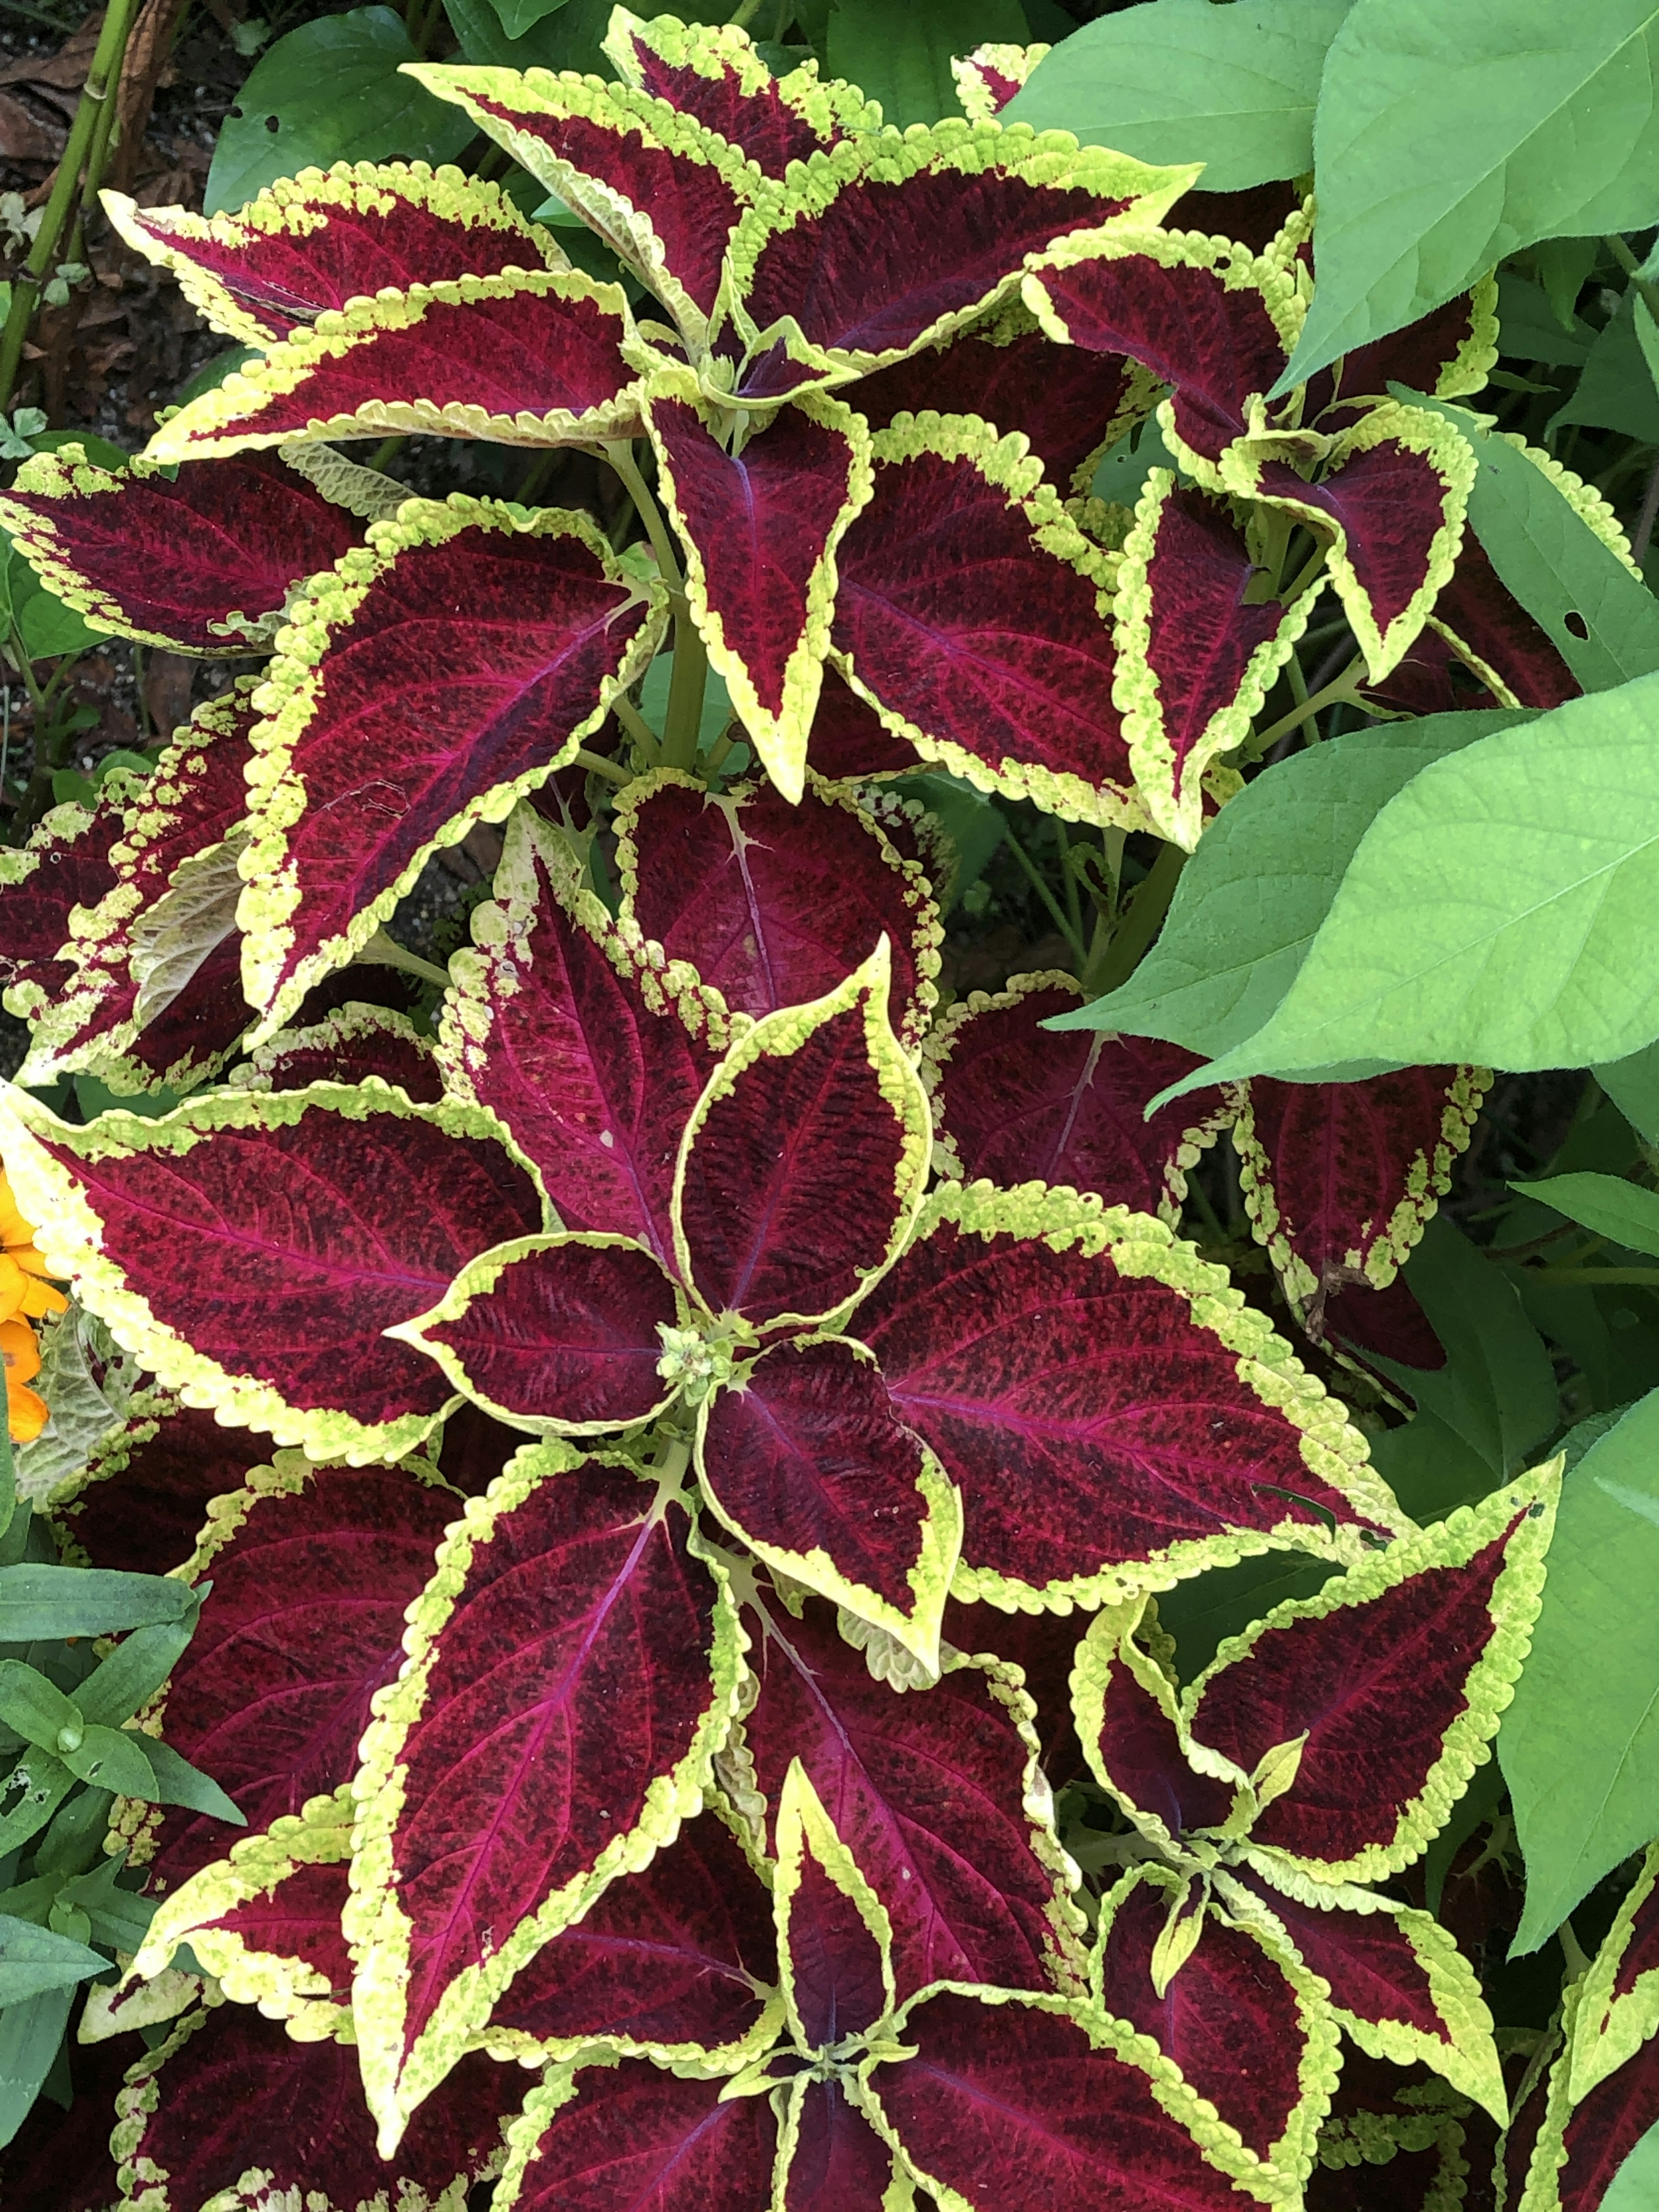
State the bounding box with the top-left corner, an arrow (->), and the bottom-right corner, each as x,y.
1564,610 -> 1589,639
264,114 -> 280,133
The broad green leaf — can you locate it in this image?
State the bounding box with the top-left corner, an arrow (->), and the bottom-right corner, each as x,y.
1549,292 -> 1659,446
32,1785 -> 115,1881
826,0 -> 1028,124
0,530 -> 110,661
0,1564 -> 194,1640
893,772 -> 1004,910
1637,292 -> 1659,400
1511,1170 -> 1659,1260
1184,674 -> 1659,1083
0,1665 -> 81,1758
1493,275 -> 1591,368
57,1725 -> 156,1801
1367,1217 -> 1557,1494
1605,2121 -> 1659,2211
1597,1037 -> 1659,1141
1152,1551 -> 1339,1679
1090,413 -> 1181,508
442,0 -> 610,71
1403,394 -> 1659,696
14,1309 -> 139,1507
1281,0 -> 1659,392
1001,0 -> 1350,191
204,7 -> 476,215
0,1981 -> 74,2148
1049,711 -> 1526,1054
0,1913 -> 107,2007
484,0 -> 569,40
1502,1386 -> 1659,1951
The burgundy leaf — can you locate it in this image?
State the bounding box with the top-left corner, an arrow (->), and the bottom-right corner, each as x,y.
926,973 -> 1230,1215
350,1459 -> 737,2102
31,1096 -> 540,1444
419,1234 -> 682,1431
1175,181 -> 1303,256
1099,1872 -> 1318,2162
1028,238 -> 1291,464
741,1593 -> 1074,1999
107,166 -> 562,345
1187,1519 -> 1523,1872
0,793 -> 126,1009
434,1396 -> 528,1497
112,681 -> 259,901
943,1595 -> 1087,1787
616,773 -> 938,1047
871,1987 -> 1251,2209
196,1855 -> 355,2001
1310,288 -> 1496,433
608,16 -> 851,175
675,959 -> 924,1328
238,502 -> 658,1030
831,436 -> 1141,825
1236,1067 -> 1486,1312
1306,2131 -> 1459,2210
782,2078 -> 896,2212
114,2005 -> 517,2212
0,451 -> 362,651
149,1465 -> 455,1888
111,932 -> 254,1090
1322,1274 -> 1447,1372
1228,1871 -> 1446,2044
242,1002 -> 443,1102
52,1398 -> 270,1577
484,1811 -> 775,2057
499,2061 -> 778,2212
852,1191 -> 1392,1608
852,323 -> 1150,493
0,2024 -> 129,2212
1430,534 -> 1580,709
806,667 -> 919,779
1553,2035 -> 1659,2212
440,805 -> 719,1265
782,1827 -> 889,2051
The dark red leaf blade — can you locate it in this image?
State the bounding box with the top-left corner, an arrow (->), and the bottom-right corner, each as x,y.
439,805 -> 723,1262
830,420 -> 1144,828
5,1087 -> 543,1464
730,130 -> 1196,400
850,1182 -> 1406,1613
775,1758 -> 894,2051
603,12 -> 875,176
1310,280 -> 1499,433
779,2076 -> 898,2212
645,382 -> 873,800
1545,2016 -> 1659,2212
1025,229 -> 1297,470
238,1001 -> 442,1102
925,971 -> 1232,1216
491,2059 -> 779,2212
235,497 -> 663,1038
1185,1474 -> 1557,1882
137,1463 -> 457,1891
942,1595 -> 1087,1787
1427,533 -> 1580,709
852,311 -> 1155,495
1072,1605 -> 1240,1851
111,2004 -> 518,2212
49,1397 -> 270,1578
866,1986 -> 1262,2209
616,769 -> 941,1052
406,1231 -> 684,1434
673,940 -> 930,1329
481,1810 -> 778,2065
0,788 -> 125,1024
1097,1866 -> 1336,2174
737,1590 -> 1082,2001
105,164 -> 565,346
1235,1067 -> 1489,1322
0,450 -> 362,652
346,1451 -> 744,2144
697,1336 -> 961,1668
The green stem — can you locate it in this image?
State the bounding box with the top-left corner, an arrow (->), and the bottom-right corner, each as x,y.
660,619 -> 709,773
1087,840 -> 1185,997
1054,814 -> 1084,942
1279,543 -> 1329,607
601,442 -> 684,591
356,929 -> 450,990
1001,824 -> 1087,967
1246,658 -> 1366,760
1605,234 -> 1659,329
725,0 -> 766,23
0,0 -> 141,413
1529,1266 -> 1659,1287
610,692 -> 662,764
368,436 -> 406,473
572,744 -> 633,787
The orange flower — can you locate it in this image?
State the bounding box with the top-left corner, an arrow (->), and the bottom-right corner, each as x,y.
1,1168 -> 65,1444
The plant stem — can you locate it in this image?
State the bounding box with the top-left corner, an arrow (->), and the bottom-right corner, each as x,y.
610,692 -> 662,763
369,436 -> 406,474
1087,839 -> 1185,997
0,0 -> 140,413
572,745 -> 633,787
357,930 -> 451,989
1633,451 -> 1659,567
1247,658 -> 1365,760
601,442 -> 684,591
660,620 -> 708,772
1605,233 -> 1659,328
1054,814 -> 1084,942
725,0 -> 766,24
1529,1267 -> 1659,1287
1001,824 -> 1087,966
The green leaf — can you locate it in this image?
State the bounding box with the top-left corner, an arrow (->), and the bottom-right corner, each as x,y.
1001,0 -> 1350,191
169,346 -> 260,411
0,1565 -> 194,1641
1152,1551 -> 1339,1680
825,0 -> 1028,124
133,1737 -> 244,1826
75,1615 -> 199,1734
1048,710 -> 1526,1055
1368,1217 -> 1558,1487
0,1665 -> 82,1758
1511,1171 -> 1659,1260
442,0 -> 608,69
1549,292 -> 1659,446
1181,673 -> 1659,1083
1493,276 -> 1590,369
1596,1037 -> 1659,1142
1279,0 -> 1659,394
0,1981 -> 74,2148
56,1726 -> 156,1801
893,772 -> 1005,910
1090,413 -> 1181,508
53,1855 -> 156,1955
0,1751 -> 74,1859
31,1785 -> 114,1882
1604,2121 -> 1659,2211
484,0 -> 568,38
0,1913 -> 107,2006
0,530 -> 111,662
1501,1386 -> 1659,1951
1403,394 -> 1659,696
15,1309 -> 139,1506
204,7 -> 476,216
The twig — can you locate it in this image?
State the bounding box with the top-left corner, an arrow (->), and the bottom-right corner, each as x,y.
1086,839 -> 1185,997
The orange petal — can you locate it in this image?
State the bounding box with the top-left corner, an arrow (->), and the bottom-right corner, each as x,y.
0,1316 -> 42,1387
6,1377 -> 48,1444
18,1279 -> 70,1319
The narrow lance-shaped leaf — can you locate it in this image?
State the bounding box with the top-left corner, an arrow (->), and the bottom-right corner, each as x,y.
237,494 -> 664,1039
0,1084 -> 543,1466
773,1758 -> 895,2054
347,1448 -> 746,2147
103,160 -> 566,347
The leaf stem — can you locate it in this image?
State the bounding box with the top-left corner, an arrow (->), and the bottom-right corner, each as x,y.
1053,815 -> 1084,942
659,620 -> 709,773
0,0 -> 140,412
1087,839 -> 1185,997
357,930 -> 451,990
609,692 -> 662,764
1246,658 -> 1365,760
1528,1267 -> 1659,1287
1605,234 -> 1659,330
1001,822 -> 1087,966
725,0 -> 766,24
601,441 -> 684,592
